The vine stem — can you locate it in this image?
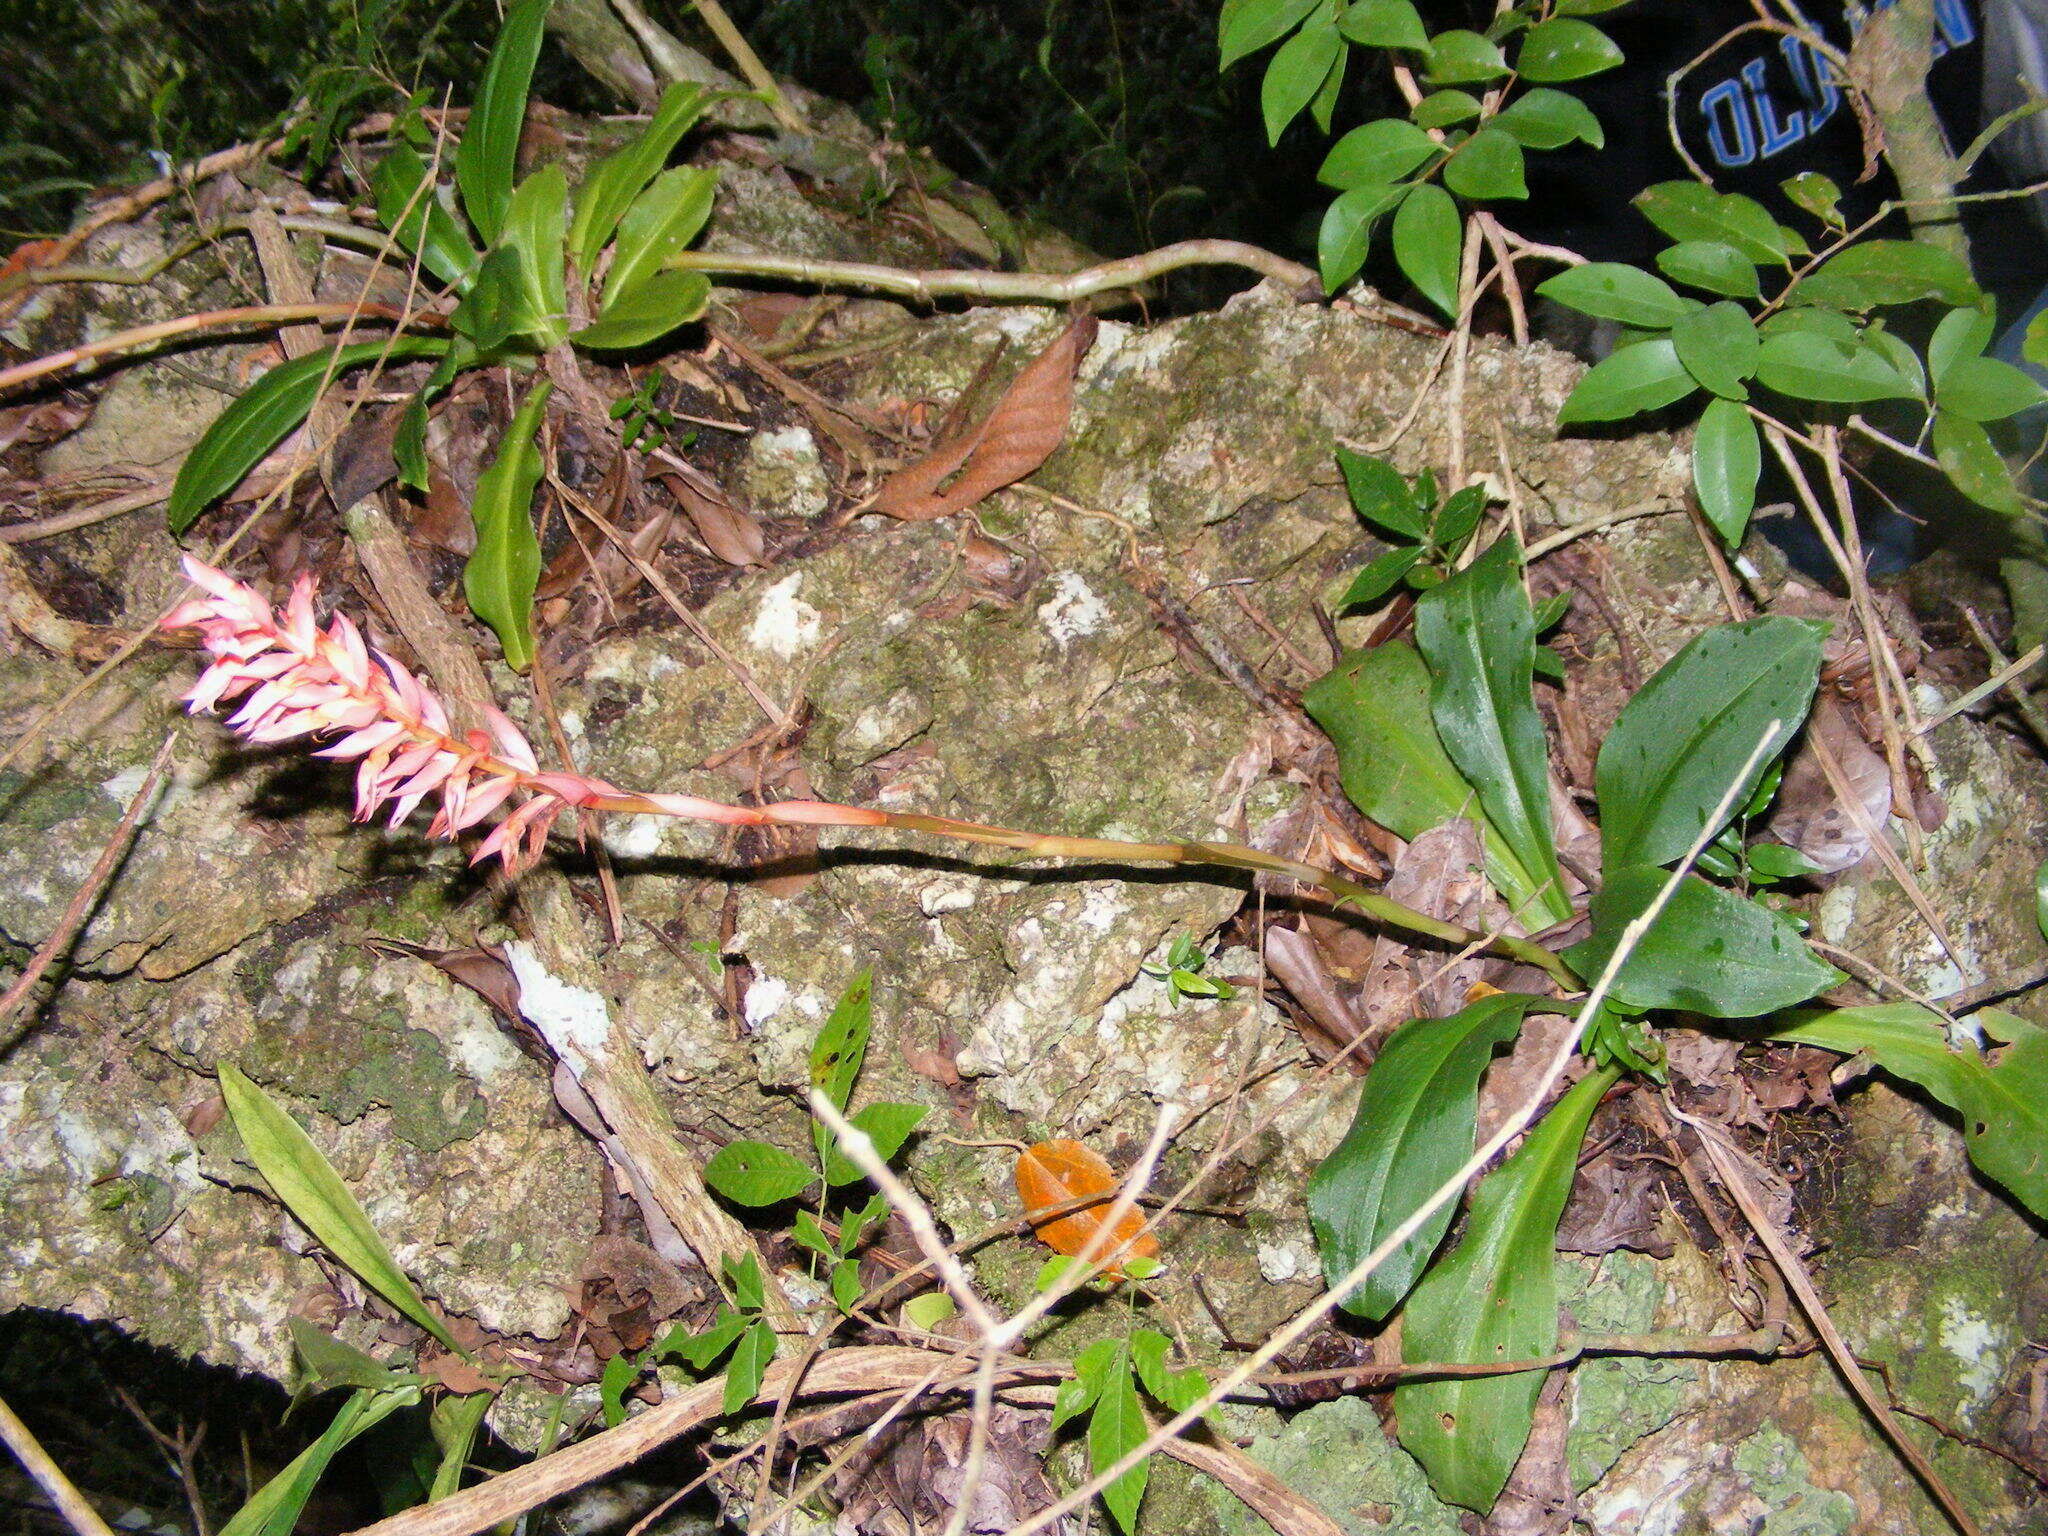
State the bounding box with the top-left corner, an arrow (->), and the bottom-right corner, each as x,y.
667,238 -> 1318,305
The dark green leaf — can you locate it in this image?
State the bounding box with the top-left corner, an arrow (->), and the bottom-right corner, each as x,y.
1309,994 -> 1543,1319
1933,410 -> 2023,514
791,1209 -> 836,1260
1937,355 -> 2045,422
2027,306 -> 2048,370
1433,482 -> 1487,549
1670,301 -> 1759,400
1427,29 -> 1509,83
1595,615 -> 1823,870
1337,0 -> 1427,49
1928,306 -> 1994,386
605,166 -> 718,311
1394,1067 -> 1618,1511
1535,262 -> 1694,328
1059,1337 -> 1117,1430
1515,17 -> 1622,81
1413,90 -> 1482,129
288,1318 -> 413,1392
1780,171 -> 1841,226
1754,330 -> 1918,403
1339,545 -> 1424,609
831,1257 -> 864,1312
449,246 -> 524,351
1693,396 -> 1761,545
1655,239 -> 1760,299
1129,1329 -> 1210,1415
1790,239 -> 1981,311
572,269 -> 712,352
393,343 -> 473,494
820,1101 -> 930,1186
1557,336 -> 1697,424
168,339 -> 447,532
218,1064 -> 465,1355
1319,118 -> 1438,190
1564,869 -> 1842,1015
1760,307 -> 1857,343
1863,327 -> 1925,399
372,144 -> 480,288
1392,183 -> 1463,317
1303,642 -> 1553,915
568,82 -> 709,275
703,1138 -> 817,1205
1088,1340 -> 1150,1535
1494,88 -> 1604,149
1415,540 -> 1571,926
1336,445 -> 1425,537
723,1320 -> 774,1416
1555,0 -> 1635,12
1634,182 -> 1786,264
1263,20 -> 1342,142
599,1352 -> 638,1428
1318,184 -> 1405,292
725,1251 -> 766,1311
1443,128 -> 1525,201
665,1310 -> 747,1370
1308,40 -> 1348,134
455,0 -> 550,245
501,165 -> 569,346
1772,1004 -> 2048,1221
1218,0 -> 1320,70
462,378 -> 552,672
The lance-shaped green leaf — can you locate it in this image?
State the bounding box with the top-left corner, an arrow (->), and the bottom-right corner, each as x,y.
572,269 -> 712,351
568,81 -> 710,274
1595,615 -> 1823,871
501,165 -> 569,347
1394,1066 -> 1619,1511
219,1385 -> 419,1536
704,1138 -> 818,1205
1415,540 -> 1571,925
1772,1004 -> 2048,1221
449,246 -> 524,351
218,1064 -> 465,1354
1303,642 -> 1555,917
1693,396 -> 1761,545
428,1391 -> 492,1502
463,378 -> 552,672
1309,994 -> 1544,1320
1557,336 -> 1697,423
456,0 -> 551,245
809,970 -> 874,1112
1564,869 -> 1842,1017
372,144 -> 479,288
1262,18 -> 1342,144
603,166 -> 718,310
1535,263 -> 1695,329
169,338 -> 448,532
1081,1338 -> 1151,1535
394,340 -> 478,494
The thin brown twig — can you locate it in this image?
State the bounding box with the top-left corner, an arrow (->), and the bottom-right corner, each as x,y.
0,732 -> 175,1049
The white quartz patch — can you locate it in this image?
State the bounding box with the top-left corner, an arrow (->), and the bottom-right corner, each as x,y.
504,941 -> 611,1074
748,574 -> 822,658
1036,571 -> 1109,647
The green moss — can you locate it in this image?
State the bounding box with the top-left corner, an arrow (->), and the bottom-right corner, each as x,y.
239,1003 -> 484,1154
1204,1396 -> 1462,1536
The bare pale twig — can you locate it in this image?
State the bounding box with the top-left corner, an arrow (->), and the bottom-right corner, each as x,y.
0,732 -> 175,1048
666,238 -> 1319,305
1959,607 -> 2048,754
997,728 -> 1784,1536
1522,500 -> 1685,560
0,1390 -> 121,1536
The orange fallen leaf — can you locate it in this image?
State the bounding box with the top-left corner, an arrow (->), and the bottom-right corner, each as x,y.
1014,1137 -> 1159,1277
872,314 -> 1097,521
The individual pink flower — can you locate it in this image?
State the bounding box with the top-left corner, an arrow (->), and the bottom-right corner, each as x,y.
161,558 -> 883,875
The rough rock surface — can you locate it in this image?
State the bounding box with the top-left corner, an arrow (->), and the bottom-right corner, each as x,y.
4,127 -> 2046,1536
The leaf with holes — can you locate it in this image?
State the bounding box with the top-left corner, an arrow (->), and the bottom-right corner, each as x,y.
1394,1067 -> 1618,1511
1308,994 -> 1544,1320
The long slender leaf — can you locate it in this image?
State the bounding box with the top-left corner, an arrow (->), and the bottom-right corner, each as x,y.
1308,994 -> 1544,1320
372,144 -> 480,288
463,379 -> 553,672
603,166 -> 719,310
1414,540 -> 1571,924
219,1064 -> 465,1354
428,1392 -> 492,1502
1394,1066 -> 1619,1511
1301,642 -> 1554,916
570,269 -> 711,351
218,1386 -> 418,1536
1594,616 -> 1824,871
1772,1004 -> 2048,1221
568,82 -> 710,274
168,339 -> 448,532
501,165 -> 569,346
456,0 -> 552,245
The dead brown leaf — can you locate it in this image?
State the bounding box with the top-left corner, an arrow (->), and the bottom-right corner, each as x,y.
1359,819 -> 1494,1035
1772,695 -> 1888,873
1556,1152 -> 1673,1258
663,473 -> 764,566
871,314 -> 1097,521
1482,1378 -> 1576,1536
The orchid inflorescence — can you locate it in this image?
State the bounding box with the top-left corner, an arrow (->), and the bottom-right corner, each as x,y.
161,558 -> 879,874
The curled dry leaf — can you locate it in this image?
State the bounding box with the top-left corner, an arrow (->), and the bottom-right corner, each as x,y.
1771,695 -> 1889,873
872,314 -> 1098,521
665,473 -> 764,566
1014,1137 -> 1159,1277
